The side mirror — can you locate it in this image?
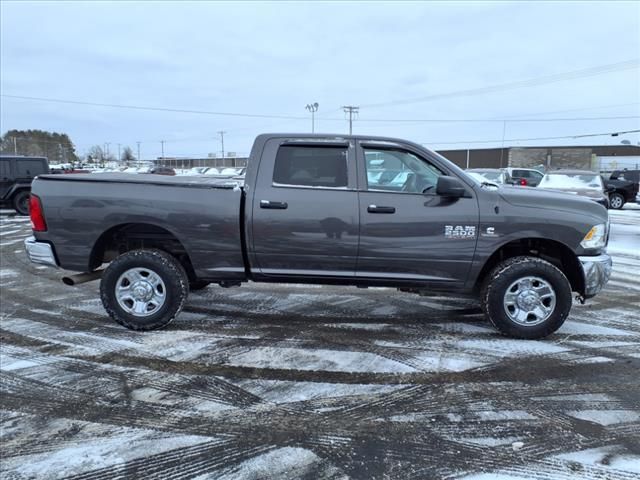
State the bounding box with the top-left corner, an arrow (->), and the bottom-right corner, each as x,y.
436,176 -> 466,197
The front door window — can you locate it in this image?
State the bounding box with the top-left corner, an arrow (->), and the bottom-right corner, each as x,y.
364,148 -> 443,194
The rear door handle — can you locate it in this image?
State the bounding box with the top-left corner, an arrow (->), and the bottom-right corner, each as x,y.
260,200 -> 288,209
367,204 -> 396,214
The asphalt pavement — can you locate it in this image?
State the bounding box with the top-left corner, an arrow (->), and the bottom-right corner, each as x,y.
1,208 -> 639,479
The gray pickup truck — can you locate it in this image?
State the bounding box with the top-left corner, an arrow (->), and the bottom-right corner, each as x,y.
25,134 -> 612,339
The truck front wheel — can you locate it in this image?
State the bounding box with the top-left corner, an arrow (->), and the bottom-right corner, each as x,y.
100,249 -> 189,330
481,256 -> 572,339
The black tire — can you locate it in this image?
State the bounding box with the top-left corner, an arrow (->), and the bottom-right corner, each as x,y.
481,256 -> 572,339
100,249 -> 189,331
189,280 -> 210,291
608,193 -> 625,210
12,190 -> 30,216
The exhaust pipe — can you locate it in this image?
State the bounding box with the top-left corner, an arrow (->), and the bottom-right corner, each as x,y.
62,270 -> 104,286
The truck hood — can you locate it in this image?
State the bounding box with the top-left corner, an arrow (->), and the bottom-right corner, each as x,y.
497,186 -> 607,222
538,187 -> 606,200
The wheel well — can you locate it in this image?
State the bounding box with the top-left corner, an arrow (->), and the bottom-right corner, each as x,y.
89,223 -> 197,280
475,238 -> 584,294
10,188 -> 30,200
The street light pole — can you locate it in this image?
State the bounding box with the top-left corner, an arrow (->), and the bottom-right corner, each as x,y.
160,140 -> 165,165
217,131 -> 226,159
136,142 -> 141,162
305,102 -> 319,133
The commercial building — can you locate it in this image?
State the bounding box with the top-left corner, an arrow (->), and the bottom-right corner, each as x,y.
437,145 -> 640,172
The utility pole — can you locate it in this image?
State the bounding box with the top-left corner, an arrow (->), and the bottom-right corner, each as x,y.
12,136 -> 17,154
117,143 -> 121,162
136,142 -> 141,162
305,102 -> 319,133
105,143 -> 111,160
342,105 -> 359,135
217,131 -> 226,159
160,140 -> 165,164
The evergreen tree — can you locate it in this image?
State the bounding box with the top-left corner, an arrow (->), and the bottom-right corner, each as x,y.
0,129 -> 79,163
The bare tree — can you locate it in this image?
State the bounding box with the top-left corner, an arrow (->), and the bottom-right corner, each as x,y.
87,145 -> 105,166
121,146 -> 136,164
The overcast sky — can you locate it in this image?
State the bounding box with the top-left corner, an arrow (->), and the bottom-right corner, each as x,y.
1,1 -> 639,160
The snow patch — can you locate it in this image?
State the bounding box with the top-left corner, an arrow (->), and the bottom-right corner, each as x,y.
567,409 -> 640,426
227,346 -> 416,373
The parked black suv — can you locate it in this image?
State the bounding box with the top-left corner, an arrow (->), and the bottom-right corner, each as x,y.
0,156 -> 50,215
603,170 -> 639,210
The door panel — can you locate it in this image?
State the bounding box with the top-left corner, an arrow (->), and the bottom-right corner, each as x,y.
251,139 -> 359,277
356,144 -> 479,284
357,192 -> 478,283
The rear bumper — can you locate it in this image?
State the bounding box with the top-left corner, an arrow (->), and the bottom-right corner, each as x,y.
578,253 -> 612,298
24,236 -> 58,268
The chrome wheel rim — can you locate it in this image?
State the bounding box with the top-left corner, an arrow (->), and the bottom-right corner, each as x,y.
610,195 -> 623,209
503,276 -> 556,326
115,267 -> 166,317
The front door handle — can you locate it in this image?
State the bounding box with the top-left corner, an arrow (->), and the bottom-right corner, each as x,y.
260,200 -> 288,209
367,204 -> 395,214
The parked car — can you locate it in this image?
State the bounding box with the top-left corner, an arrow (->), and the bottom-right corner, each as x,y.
538,170 -> 609,208
602,169 -> 639,210
505,167 -> 544,187
466,168 -> 513,185
220,167 -> 245,176
148,167 -> 176,176
25,134 -> 612,339
203,167 -> 220,175
0,155 -> 49,215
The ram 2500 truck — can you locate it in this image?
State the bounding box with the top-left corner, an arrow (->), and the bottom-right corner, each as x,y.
25,134 -> 612,339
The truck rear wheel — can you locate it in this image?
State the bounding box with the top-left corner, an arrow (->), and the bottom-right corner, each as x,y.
608,193 -> 625,210
100,249 -> 188,330
13,190 -> 30,216
481,256 -> 572,339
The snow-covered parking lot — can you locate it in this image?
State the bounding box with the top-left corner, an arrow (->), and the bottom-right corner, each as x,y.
1,207 -> 639,479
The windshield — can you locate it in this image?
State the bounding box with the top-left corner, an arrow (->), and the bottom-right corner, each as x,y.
539,173 -> 603,190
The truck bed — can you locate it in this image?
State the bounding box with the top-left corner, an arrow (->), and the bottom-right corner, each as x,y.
32,173 -> 247,279
38,172 -> 244,189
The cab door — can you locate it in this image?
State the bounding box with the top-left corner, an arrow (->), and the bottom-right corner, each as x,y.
355,142 -> 479,285
250,139 -> 359,278
0,159 -> 12,199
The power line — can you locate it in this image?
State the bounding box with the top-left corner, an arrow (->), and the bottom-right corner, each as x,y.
1,94 -> 309,120
352,115 -> 640,124
361,58 -> 640,109
4,93 -> 637,126
497,101 -> 640,119
423,128 -> 640,146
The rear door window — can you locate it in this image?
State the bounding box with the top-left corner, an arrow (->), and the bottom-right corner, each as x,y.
273,145 -> 348,188
0,160 -> 10,178
15,159 -> 45,177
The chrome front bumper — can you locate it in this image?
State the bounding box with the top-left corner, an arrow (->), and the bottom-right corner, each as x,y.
24,236 -> 58,268
579,253 -> 612,298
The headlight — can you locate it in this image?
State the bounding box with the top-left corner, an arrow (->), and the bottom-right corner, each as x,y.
580,223 -> 607,249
